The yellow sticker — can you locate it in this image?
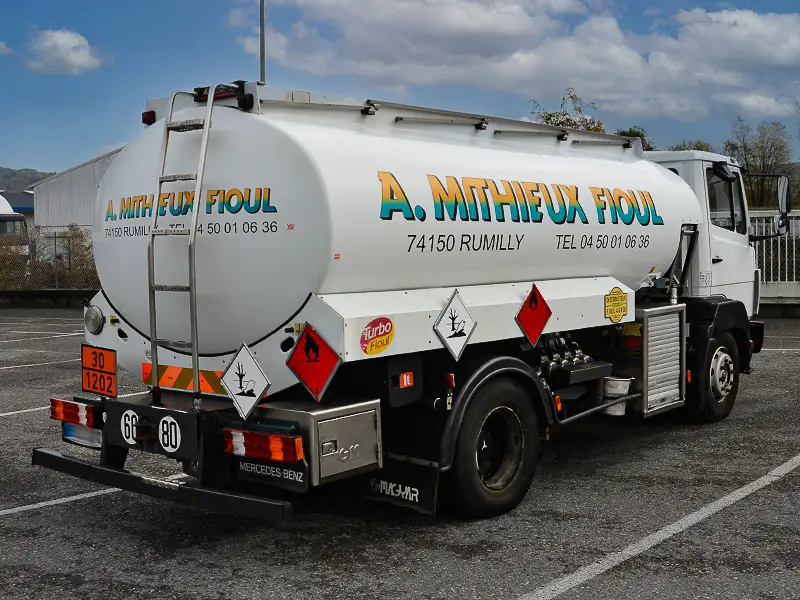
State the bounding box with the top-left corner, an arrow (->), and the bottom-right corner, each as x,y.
604,287 -> 629,324
621,323 -> 642,337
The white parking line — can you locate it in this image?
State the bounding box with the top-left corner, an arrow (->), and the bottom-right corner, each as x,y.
0,333 -> 83,344
0,474 -> 190,518
0,349 -> 69,354
0,330 -> 84,335
0,317 -> 83,325
0,317 -> 83,321
520,453 -> 800,600
761,348 -> 800,352
0,394 -> 145,419
0,406 -> 49,418
0,359 -> 80,370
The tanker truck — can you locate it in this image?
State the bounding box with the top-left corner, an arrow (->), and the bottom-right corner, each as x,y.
32,80 -> 792,523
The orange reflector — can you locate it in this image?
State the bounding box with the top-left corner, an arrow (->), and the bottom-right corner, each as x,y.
223,429 -> 305,463
555,395 -> 562,412
687,370 -> 692,383
399,372 -> 414,389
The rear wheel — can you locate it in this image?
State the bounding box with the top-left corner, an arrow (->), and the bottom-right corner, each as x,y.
448,377 -> 540,518
687,331 -> 740,423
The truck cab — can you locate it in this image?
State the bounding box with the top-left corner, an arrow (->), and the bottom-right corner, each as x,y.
645,150 -> 791,317
0,193 -> 31,260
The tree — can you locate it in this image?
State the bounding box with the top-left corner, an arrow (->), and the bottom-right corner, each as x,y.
614,125 -> 656,151
0,167 -> 55,191
723,117 -> 792,209
669,140 -> 715,152
529,87 -> 606,133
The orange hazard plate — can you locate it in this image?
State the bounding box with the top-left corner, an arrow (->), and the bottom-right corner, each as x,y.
81,344 -> 117,398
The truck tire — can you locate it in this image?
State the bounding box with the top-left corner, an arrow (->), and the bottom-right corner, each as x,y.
449,377 -> 540,518
687,331 -> 740,423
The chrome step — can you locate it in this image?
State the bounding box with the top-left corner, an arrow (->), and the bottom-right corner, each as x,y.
166,118 -> 205,132
156,338 -> 192,349
152,228 -> 189,236
153,284 -> 190,292
159,173 -> 197,183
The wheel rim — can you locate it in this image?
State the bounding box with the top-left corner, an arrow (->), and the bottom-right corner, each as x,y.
474,406 -> 524,490
709,346 -> 735,403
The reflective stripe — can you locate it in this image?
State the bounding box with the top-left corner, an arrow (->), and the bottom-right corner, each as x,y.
142,363 -> 225,394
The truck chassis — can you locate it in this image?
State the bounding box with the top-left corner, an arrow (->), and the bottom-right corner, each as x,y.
33,294 -> 763,524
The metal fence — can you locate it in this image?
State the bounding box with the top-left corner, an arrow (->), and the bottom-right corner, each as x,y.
750,211 -> 800,301
0,225 -> 100,291
1,215 -> 797,299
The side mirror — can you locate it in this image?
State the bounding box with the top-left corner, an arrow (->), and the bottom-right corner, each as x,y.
712,161 -> 736,183
777,175 -> 792,214
773,213 -> 790,236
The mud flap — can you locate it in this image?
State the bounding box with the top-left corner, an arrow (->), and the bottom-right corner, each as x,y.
358,455 -> 440,516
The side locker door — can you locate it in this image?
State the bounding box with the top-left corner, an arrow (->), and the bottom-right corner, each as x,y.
704,163 -> 756,314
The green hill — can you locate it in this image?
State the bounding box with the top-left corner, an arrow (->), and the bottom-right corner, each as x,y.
0,167 -> 56,192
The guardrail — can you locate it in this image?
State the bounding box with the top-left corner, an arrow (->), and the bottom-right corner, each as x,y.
751,211 -> 800,303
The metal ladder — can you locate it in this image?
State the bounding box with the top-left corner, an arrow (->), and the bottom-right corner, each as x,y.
146,84 -> 225,410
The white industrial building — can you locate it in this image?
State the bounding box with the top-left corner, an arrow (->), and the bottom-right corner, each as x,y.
30,147 -> 122,231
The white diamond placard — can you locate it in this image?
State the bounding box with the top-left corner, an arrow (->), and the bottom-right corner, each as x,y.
220,343 -> 271,420
433,289 -> 477,361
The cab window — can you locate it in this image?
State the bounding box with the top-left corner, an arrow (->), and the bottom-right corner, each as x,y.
0,219 -> 27,237
706,167 -> 747,235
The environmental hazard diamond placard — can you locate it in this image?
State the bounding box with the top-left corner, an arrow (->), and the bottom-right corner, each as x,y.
434,289 -> 477,361
220,343 -> 271,420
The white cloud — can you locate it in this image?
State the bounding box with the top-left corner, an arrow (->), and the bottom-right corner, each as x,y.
0,41 -> 11,56
229,8 -> 254,27
711,92 -> 796,117
27,29 -> 103,75
230,2 -> 800,121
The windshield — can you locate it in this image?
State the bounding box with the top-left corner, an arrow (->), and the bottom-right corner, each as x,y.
0,217 -> 28,243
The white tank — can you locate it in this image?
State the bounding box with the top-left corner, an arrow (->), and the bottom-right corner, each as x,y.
93,94 -> 702,355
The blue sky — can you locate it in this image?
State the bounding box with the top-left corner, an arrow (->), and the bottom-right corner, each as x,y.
1,0 -> 799,173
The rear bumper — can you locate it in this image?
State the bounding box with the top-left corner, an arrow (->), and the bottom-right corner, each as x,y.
31,447 -> 293,525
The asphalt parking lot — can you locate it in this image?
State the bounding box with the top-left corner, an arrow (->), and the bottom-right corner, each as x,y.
0,308 -> 797,600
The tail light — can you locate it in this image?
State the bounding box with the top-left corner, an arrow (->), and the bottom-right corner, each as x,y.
223,429 -> 304,463
50,398 -> 102,429
50,398 -> 103,449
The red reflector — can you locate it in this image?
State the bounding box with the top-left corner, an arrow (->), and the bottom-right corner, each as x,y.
222,429 -> 304,462
285,323 -> 342,402
446,373 -> 456,388
142,110 -> 156,126
622,337 -> 642,349
50,398 -> 98,428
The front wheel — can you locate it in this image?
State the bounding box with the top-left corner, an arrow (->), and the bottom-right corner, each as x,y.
686,331 -> 740,423
448,377 -> 540,518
